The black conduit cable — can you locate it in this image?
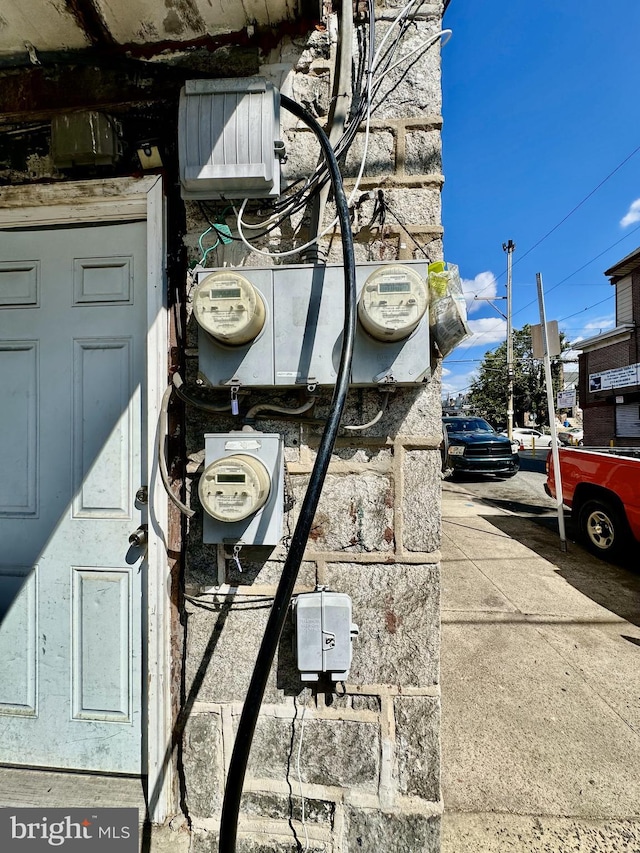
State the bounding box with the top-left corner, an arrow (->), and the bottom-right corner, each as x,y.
218,94 -> 358,853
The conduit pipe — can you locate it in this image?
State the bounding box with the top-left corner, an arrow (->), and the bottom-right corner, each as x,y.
218,94 -> 357,853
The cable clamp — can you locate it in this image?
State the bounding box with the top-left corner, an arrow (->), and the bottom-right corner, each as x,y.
374,371 -> 397,385
232,542 -> 243,573
227,380 -> 241,416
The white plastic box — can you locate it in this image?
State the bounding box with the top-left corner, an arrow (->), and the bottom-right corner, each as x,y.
178,77 -> 283,200
294,591 -> 359,682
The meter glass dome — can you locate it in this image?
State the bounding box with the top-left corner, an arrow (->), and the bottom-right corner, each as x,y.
199,453 -> 271,522
358,265 -> 428,342
193,270 -> 266,345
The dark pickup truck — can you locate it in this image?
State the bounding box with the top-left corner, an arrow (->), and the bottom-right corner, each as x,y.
442,416 -> 519,478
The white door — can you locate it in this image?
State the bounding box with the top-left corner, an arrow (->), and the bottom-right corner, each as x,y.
0,220 -> 147,774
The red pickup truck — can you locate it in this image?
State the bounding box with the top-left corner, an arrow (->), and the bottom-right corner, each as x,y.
546,447 -> 640,559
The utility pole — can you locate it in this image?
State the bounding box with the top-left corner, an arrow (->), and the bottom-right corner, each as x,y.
502,239 -> 516,439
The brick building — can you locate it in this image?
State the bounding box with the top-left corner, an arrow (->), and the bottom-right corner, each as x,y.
576,246 -> 640,447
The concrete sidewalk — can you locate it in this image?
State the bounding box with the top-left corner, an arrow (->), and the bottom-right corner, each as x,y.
440,480 -> 640,852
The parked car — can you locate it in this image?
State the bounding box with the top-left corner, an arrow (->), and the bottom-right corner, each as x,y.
443,417 -> 519,477
501,427 -> 556,449
508,437 -> 521,454
558,427 -> 584,446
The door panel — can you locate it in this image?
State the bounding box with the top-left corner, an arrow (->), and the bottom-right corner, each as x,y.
0,343 -> 38,514
0,221 -> 147,774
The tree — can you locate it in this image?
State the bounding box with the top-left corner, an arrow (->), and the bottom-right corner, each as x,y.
467,324 -> 566,428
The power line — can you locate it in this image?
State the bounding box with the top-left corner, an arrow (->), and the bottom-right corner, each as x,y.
468,142 -> 640,303
448,217 -> 639,356
558,295 -> 612,325
548,220 -> 640,288
508,223 -> 640,321
509,141 -> 640,272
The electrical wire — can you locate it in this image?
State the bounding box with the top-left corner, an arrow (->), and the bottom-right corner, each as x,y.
551,222 -> 640,288
506,221 -> 640,322
158,383 -> 195,519
372,29 -> 451,82
512,142 -> 640,271
172,372 -> 232,413
558,296 -> 612,325
258,0 -> 375,219
468,145 -> 640,311
371,0 -> 422,69
343,392 -> 390,430
197,225 -> 219,265
218,94 -> 357,853
381,195 -> 441,258
234,5 -> 451,260
468,143 -> 640,306
295,694 -> 310,852
303,0 -> 354,262
244,399 -> 316,421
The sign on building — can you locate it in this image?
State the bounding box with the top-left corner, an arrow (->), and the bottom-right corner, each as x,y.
588,363 -> 640,392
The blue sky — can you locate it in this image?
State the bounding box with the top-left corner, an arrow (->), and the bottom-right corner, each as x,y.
440,0 -> 640,398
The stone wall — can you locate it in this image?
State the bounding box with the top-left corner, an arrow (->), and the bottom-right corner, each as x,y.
181,2 -> 445,850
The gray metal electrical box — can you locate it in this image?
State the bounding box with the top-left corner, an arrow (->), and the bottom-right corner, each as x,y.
178,77 -> 283,200
51,111 -> 118,168
200,432 -> 284,545
194,261 -> 431,388
293,590 -> 359,682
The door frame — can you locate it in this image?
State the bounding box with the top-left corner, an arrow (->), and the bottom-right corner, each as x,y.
0,176 -> 172,823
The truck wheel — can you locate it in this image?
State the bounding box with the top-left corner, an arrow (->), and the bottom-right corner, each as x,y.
577,499 -> 627,558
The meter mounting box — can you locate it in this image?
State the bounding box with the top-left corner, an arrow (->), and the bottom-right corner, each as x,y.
200,432 -> 284,545
293,590 -> 359,682
195,261 -> 431,388
179,77 -> 283,200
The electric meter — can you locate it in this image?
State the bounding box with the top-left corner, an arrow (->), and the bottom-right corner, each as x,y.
357,265 -> 428,342
193,269 -> 266,346
199,453 -> 271,522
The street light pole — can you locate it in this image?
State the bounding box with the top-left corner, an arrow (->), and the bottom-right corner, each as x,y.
502,239 -> 516,439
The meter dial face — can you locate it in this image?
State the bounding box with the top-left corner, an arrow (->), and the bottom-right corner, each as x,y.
358,265 -> 428,342
193,270 -> 266,346
199,453 -> 271,522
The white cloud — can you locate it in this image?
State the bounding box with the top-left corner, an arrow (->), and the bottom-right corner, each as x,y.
441,368 -> 479,396
582,314 -> 615,333
565,315 -> 615,352
460,271 -> 499,315
620,198 -> 640,228
455,316 -> 507,350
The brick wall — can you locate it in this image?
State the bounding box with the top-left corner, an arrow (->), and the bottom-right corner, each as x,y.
580,267 -> 640,446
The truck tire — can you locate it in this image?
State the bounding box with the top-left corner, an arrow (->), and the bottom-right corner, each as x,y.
577,499 -> 628,558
